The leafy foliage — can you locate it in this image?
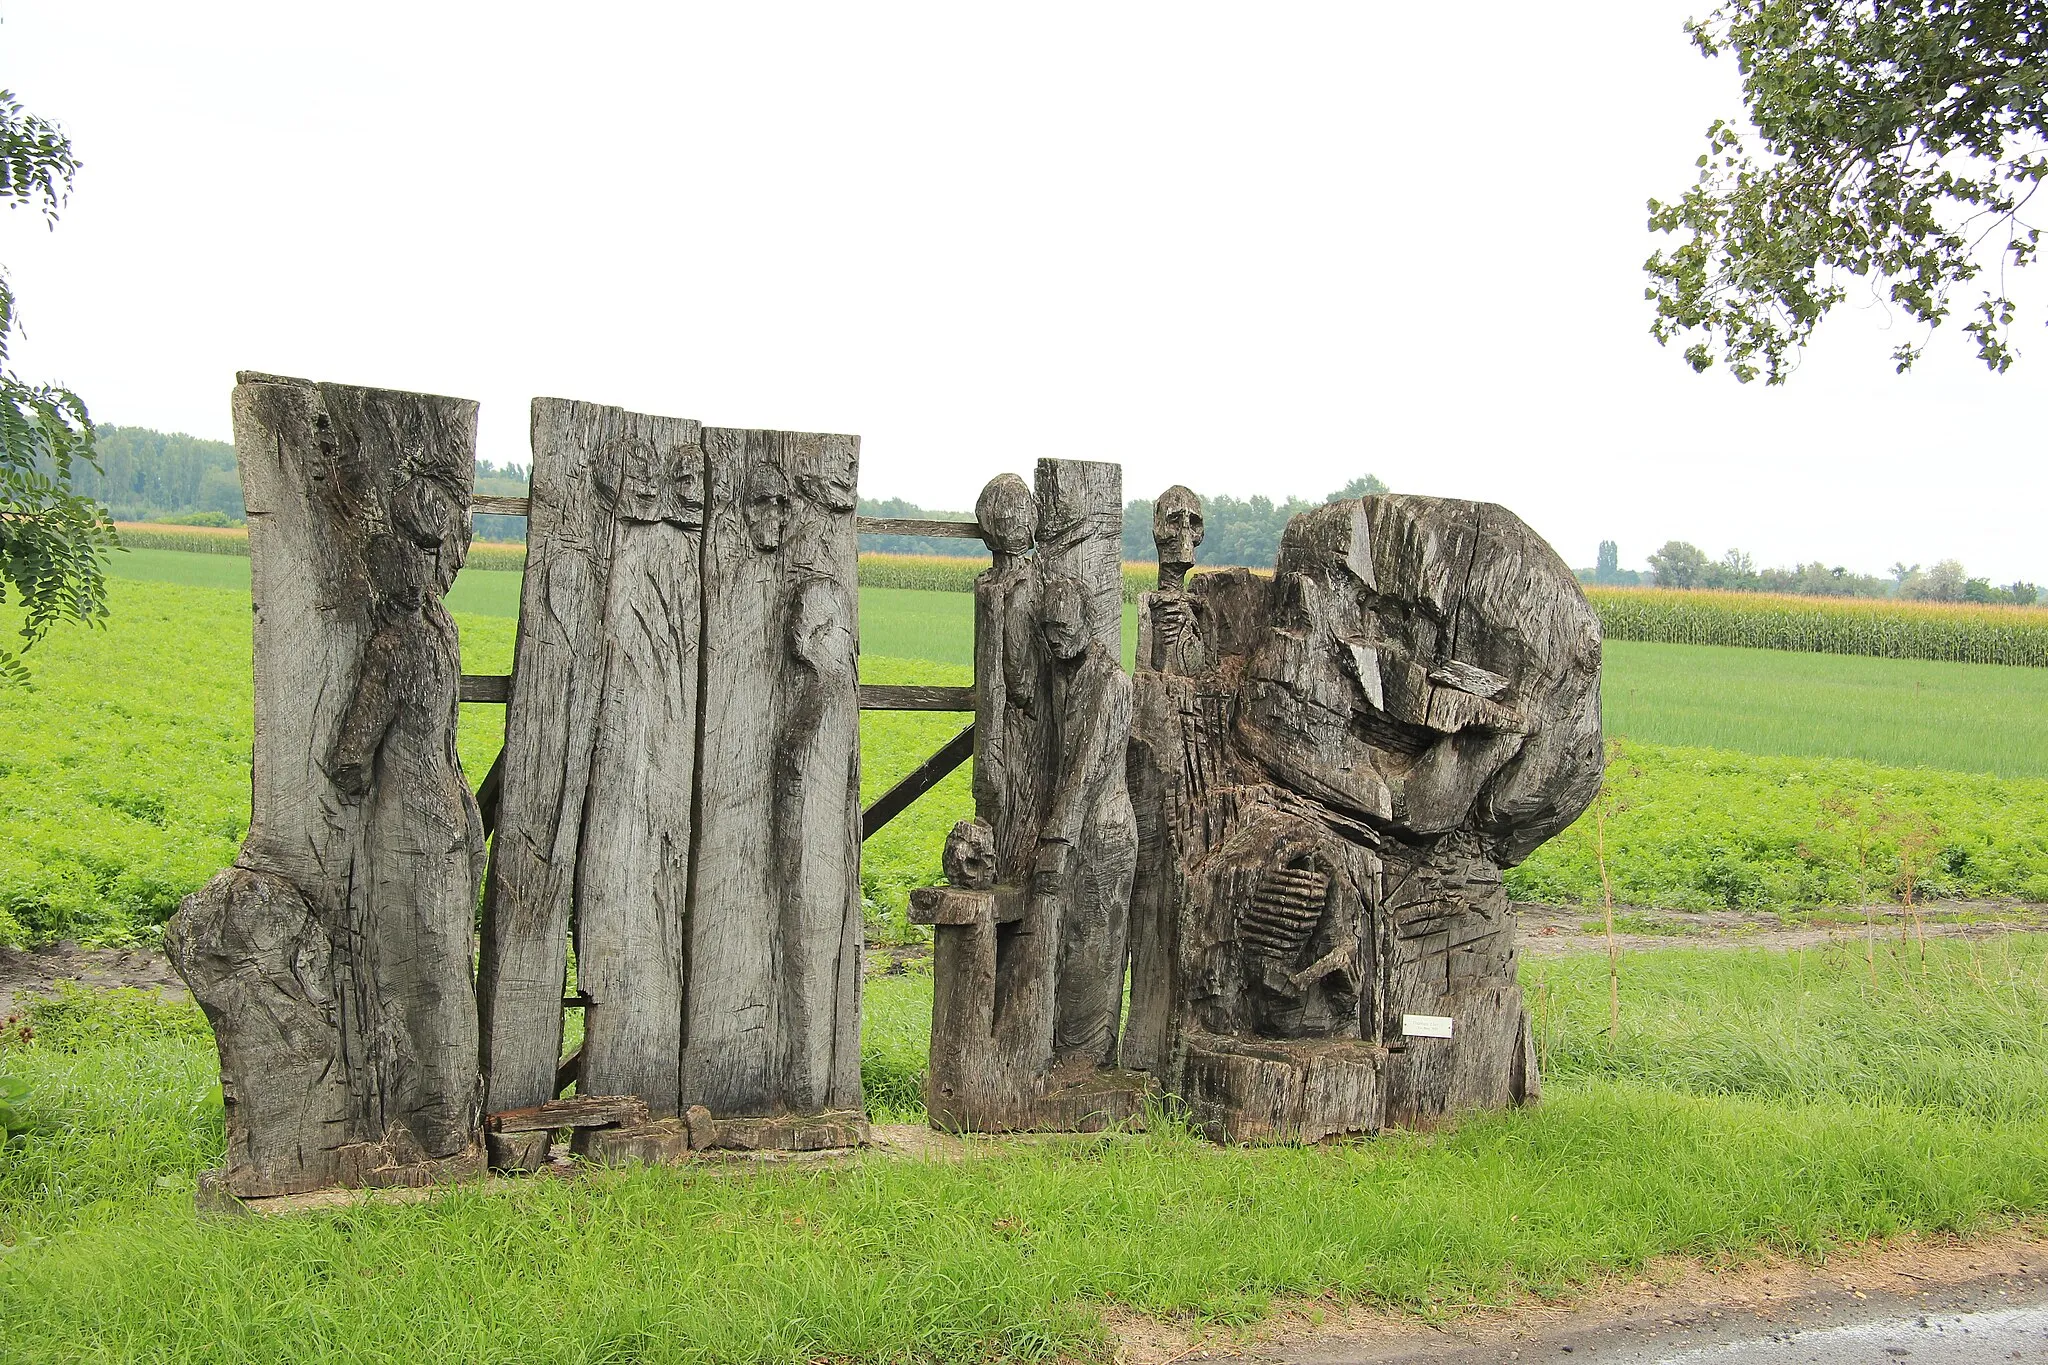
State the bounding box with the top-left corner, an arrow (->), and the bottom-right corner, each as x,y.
1648,1 -> 2048,380
0,89 -> 113,684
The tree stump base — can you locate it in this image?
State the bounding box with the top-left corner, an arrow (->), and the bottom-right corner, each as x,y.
1182,1034 -> 1388,1144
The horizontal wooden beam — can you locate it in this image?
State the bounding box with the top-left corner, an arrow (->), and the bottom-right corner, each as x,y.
469,494 -> 531,518
460,674 -> 511,703
858,684 -> 975,711
857,516 -> 984,539
862,723 -> 975,841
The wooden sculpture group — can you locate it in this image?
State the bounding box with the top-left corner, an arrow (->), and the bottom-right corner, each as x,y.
167,372 -> 1601,1199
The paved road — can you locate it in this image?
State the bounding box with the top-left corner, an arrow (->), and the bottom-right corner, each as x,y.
1230,1262 -> 2048,1364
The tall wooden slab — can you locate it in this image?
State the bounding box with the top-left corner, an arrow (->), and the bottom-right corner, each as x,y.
167,372 -> 486,1195
476,399 -> 705,1116
685,426 -> 863,1117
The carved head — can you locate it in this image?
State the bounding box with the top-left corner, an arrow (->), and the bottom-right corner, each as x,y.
942,818 -> 997,890
1038,574 -> 1089,662
794,437 -> 858,513
787,576 -> 855,674
1153,485 -> 1204,581
975,474 -> 1037,561
664,442 -> 706,529
610,435 -> 667,523
387,453 -> 470,599
743,461 -> 792,551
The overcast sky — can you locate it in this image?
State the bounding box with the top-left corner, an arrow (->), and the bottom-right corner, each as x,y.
3,2 -> 2042,580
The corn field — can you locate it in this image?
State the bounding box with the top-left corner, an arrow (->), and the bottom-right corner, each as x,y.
1589,586 -> 2048,667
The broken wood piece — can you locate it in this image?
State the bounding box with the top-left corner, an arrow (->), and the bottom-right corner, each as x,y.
683,1107 -> 870,1153
574,1118 -> 691,1165
486,1130 -> 552,1173
486,1093 -> 651,1134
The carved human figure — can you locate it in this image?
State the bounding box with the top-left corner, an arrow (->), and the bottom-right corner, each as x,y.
773,573 -> 863,1112
1036,574 -> 1139,1064
794,436 -> 859,514
573,434 -> 706,1112
972,473 -> 1047,879
1153,485 -> 1204,593
1140,485 -> 1207,675
744,460 -> 793,552
319,452 -> 485,1152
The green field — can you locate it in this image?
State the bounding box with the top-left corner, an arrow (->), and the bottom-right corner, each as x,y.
2,938 -> 2044,1360
7,562 -> 2048,946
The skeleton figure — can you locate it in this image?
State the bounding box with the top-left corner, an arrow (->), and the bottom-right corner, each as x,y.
973,473 -> 1046,878
1142,484 -> 1207,675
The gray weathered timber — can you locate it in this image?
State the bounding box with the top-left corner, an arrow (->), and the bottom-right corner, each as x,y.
685,426 -> 863,1119
856,684 -> 976,711
855,516 -> 983,538
469,493 -> 531,517
475,399 -> 706,1119
925,462 -> 1150,1133
166,373 -> 487,1196
1128,492 -> 1601,1141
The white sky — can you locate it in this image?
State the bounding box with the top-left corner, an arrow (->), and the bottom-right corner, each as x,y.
3,1 -> 2042,581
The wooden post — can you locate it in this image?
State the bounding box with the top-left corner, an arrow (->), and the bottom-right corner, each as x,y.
166,373 -> 487,1196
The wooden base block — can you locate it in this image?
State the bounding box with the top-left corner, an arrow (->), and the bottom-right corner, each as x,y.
928,1069 -> 1154,1135
1183,1035 -> 1387,1144
576,1118 -> 692,1166
486,1130 -> 553,1173
684,1106 -> 869,1152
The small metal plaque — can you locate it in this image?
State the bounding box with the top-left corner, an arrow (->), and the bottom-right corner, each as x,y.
1401,1013 -> 1455,1039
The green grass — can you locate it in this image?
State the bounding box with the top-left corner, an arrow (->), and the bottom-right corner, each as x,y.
10,569 -> 2048,945
1604,639 -> 2048,779
1,939 -> 2044,1361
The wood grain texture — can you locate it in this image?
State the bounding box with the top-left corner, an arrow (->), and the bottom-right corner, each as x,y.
856,516 -> 983,538
476,399 -> 705,1116
925,462 -> 1147,1133
857,684 -> 975,711
166,372 -> 486,1196
1129,493 -> 1601,1139
685,426 -> 864,1119
469,493 -> 531,517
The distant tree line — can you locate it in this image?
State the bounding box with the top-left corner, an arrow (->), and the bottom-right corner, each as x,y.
1584,539 -> 2040,606
862,475 -> 1390,567
64,426 -> 535,539
75,426 -> 1398,563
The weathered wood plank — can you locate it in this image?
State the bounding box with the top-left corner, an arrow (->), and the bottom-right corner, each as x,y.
861,723 -> 975,840
166,372 -> 487,1196
476,399 -> 704,1117
856,516 -> 982,538
857,684 -> 975,711
459,674 -> 511,703
468,493 -> 531,517
486,1093 -> 651,1133
686,426 -> 864,1118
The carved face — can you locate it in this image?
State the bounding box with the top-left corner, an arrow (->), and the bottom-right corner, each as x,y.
743,462 -> 792,551
1039,575 -> 1089,662
794,438 -> 858,513
612,437 -> 667,523
1153,485 -> 1204,570
390,466 -> 470,598
974,473 -> 1036,559
942,818 -> 997,890
664,443 -> 706,529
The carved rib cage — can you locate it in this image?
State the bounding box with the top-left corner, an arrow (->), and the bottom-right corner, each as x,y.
1239,858 -> 1330,965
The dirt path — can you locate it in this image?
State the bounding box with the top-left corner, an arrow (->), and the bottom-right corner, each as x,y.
7,901 -> 2043,1015
1115,1227 -> 2048,1363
